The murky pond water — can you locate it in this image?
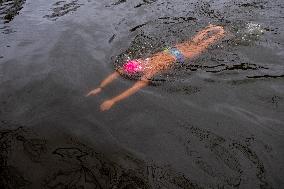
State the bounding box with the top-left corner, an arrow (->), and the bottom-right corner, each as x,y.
0,0 -> 283,188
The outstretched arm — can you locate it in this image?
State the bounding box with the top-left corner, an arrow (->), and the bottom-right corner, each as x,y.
86,70 -> 120,96
100,71 -> 155,111
98,25 -> 225,111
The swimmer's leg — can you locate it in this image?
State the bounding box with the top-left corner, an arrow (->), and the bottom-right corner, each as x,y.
100,71 -> 155,111
191,27 -> 225,53
86,70 -> 120,96
176,25 -> 225,58
191,25 -> 224,44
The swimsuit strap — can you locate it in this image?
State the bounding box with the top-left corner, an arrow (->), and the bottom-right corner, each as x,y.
164,47 -> 185,63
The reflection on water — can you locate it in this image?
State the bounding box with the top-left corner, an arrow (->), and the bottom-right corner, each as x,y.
0,121 -> 205,188
0,0 -> 26,34
44,0 -> 84,21
0,0 -> 26,23
0,120 -> 275,188
112,0 -> 158,8
0,0 -> 283,188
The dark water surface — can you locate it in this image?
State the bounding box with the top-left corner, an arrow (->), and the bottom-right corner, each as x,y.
0,0 -> 284,188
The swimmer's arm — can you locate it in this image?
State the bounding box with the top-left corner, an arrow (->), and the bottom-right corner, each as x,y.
86,69 -> 121,96
98,70 -> 121,88
112,80 -> 149,102
100,72 -> 155,111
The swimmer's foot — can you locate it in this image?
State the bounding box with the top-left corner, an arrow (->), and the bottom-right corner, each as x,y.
100,99 -> 115,111
86,87 -> 102,97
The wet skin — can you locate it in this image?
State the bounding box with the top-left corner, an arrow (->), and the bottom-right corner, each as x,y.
87,25 -> 225,111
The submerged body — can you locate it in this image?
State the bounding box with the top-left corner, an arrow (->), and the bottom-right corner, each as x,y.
87,25 -> 225,111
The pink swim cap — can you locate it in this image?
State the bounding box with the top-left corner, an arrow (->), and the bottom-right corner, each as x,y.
123,59 -> 143,74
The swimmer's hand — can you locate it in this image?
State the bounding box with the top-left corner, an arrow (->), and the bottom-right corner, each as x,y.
86,87 -> 102,96
100,100 -> 115,111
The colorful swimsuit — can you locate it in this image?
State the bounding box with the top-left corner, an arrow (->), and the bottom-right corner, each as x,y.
122,47 -> 185,77
164,47 -> 185,63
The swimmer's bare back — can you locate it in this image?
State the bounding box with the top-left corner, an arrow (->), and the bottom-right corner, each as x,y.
87,24 -> 225,111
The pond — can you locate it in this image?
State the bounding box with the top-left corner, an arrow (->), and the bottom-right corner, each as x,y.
0,0 -> 283,188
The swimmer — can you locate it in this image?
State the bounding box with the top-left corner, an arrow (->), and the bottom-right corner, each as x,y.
87,24 -> 225,111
